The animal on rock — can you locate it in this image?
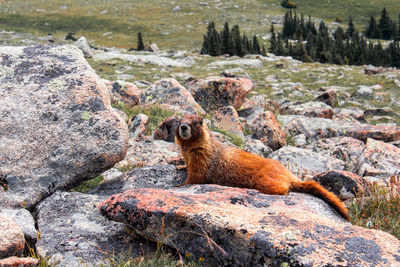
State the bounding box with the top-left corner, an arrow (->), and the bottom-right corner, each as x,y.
175,114 -> 350,220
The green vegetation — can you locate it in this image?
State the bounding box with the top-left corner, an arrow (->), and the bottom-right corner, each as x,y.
349,176 -> 400,239
211,126 -> 245,148
112,103 -> 175,135
71,174 -> 104,193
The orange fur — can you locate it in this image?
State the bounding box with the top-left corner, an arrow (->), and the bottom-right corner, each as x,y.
175,114 -> 350,221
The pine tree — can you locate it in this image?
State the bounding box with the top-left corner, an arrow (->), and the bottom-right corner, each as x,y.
378,8 -> 393,40
253,35 -> 261,54
269,24 -> 277,53
137,32 -> 145,51
346,16 -> 355,38
232,25 -> 244,57
221,22 -> 234,55
366,15 -> 381,39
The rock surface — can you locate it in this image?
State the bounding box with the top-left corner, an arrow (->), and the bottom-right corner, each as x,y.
281,101 -> 333,119
0,213 -> 24,258
73,36 -> 93,58
100,185 -> 400,267
0,209 -> 37,247
249,111 -> 286,150
0,257 -> 38,267
153,116 -> 181,142
35,191 -> 152,266
189,76 -> 253,112
128,114 -> 148,139
0,45 -> 128,209
212,106 -> 244,138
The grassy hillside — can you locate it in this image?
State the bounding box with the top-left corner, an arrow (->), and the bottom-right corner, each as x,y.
0,0 -> 400,50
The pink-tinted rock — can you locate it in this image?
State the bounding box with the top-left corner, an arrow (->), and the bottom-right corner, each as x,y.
283,115 -> 400,142
190,76 -> 253,111
249,111 -> 286,150
333,107 -> 365,123
212,106 -> 244,138
153,116 -> 181,142
103,80 -> 142,106
312,170 -> 368,200
100,185 -> 400,267
364,65 -> 382,75
0,45 -> 128,209
281,101 -> 333,119
306,137 -> 365,173
359,138 -> 400,177
128,114 -> 148,139
0,214 -> 24,258
143,78 -> 205,115
0,257 -> 38,267
315,90 -> 338,107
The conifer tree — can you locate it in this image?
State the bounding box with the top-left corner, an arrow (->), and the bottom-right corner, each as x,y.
137,32 -> 145,51
253,35 -> 261,54
346,16 -> 355,38
366,15 -> 381,38
221,22 -> 234,55
378,8 -> 392,40
232,25 -> 244,57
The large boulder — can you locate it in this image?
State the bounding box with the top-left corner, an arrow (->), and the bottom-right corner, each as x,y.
0,45 -> 129,209
0,213 -> 24,258
35,191 -> 152,266
189,76 -> 253,112
100,185 -> 400,266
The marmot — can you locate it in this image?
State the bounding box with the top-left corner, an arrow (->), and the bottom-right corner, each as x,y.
175,114 -> 350,221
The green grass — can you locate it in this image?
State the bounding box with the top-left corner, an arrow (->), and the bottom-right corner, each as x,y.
70,174 -> 104,193
348,176 -> 400,239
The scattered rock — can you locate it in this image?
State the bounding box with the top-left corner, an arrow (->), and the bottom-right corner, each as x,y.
272,146 -> 345,178
237,106 -> 264,122
248,111 -> 286,150
333,107 -> 365,122
212,106 -> 244,138
352,85 -> 374,99
281,101 -> 333,119
364,65 -> 382,75
207,58 -> 263,68
35,191 -> 153,266
73,36 -> 93,58
0,209 -> 37,247
143,78 -> 205,115
103,80 -> 142,106
359,138 -> 400,178
102,168 -> 123,183
0,45 -> 128,209
172,6 -> 181,12
311,170 -> 368,200
146,43 -> 159,53
244,139 -> 273,158
128,114 -> 148,139
0,257 -> 38,267
0,214 -> 24,258
364,107 -> 395,117
100,185 -> 400,267
153,116 -> 181,142
315,89 -> 338,107
189,76 -> 253,112
91,164 -> 186,197
221,68 -> 249,78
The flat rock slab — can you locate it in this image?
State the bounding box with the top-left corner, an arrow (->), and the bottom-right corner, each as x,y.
0,45 -> 128,209
281,115 -> 400,142
35,191 -> 154,266
100,185 -> 400,266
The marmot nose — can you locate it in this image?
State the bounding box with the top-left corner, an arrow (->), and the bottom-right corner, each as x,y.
180,124 -> 188,131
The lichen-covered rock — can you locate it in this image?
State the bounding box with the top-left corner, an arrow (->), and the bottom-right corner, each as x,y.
189,76 -> 253,112
91,164 -> 186,197
35,191 -> 154,266
281,115 -> 400,142
0,214 -> 24,258
281,101 -> 333,119
100,185 -> 400,267
0,45 -> 128,209
0,257 -> 38,267
352,85 -> 374,99
212,106 -> 244,139
315,90 -> 338,107
128,114 -> 148,139
244,139 -> 273,158
249,111 -> 286,150
153,116 -> 181,142
103,80 -> 142,106
73,36 -> 93,58
306,137 -> 365,173
142,78 -> 205,115
114,138 -> 182,169
272,146 -> 346,179
359,138 -> 400,178
311,170 -> 368,200
0,209 -> 36,247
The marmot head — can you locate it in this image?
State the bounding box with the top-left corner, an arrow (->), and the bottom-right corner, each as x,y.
175,114 -> 204,143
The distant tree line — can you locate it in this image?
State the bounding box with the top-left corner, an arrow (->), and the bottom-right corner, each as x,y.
365,8 -> 400,40
270,11 -> 400,67
201,22 -> 266,57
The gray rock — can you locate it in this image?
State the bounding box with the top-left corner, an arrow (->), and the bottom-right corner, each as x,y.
207,58 -> 263,68
0,45 -> 128,209
244,139 -> 273,158
272,146 -> 346,178
0,209 -> 36,246
352,85 -> 374,99
73,36 -> 93,58
35,191 -> 154,266
102,168 -> 123,183
91,164 -> 187,197
128,114 -> 148,139
172,5 -> 181,12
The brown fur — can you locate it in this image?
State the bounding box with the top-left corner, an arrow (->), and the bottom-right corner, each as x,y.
175,114 -> 350,221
